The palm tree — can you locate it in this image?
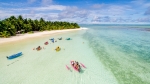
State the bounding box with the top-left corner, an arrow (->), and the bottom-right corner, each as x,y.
0,15 -> 80,37
0,31 -> 10,38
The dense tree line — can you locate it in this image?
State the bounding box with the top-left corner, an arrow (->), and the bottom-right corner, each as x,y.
0,15 -> 80,38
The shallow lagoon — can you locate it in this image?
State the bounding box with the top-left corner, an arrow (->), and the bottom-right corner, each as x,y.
0,29 -> 117,84
1,24 -> 150,84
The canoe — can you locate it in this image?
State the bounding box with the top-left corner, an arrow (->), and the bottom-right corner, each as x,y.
7,52 -> 22,59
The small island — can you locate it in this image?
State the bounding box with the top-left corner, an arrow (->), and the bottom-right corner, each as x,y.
0,15 -> 80,38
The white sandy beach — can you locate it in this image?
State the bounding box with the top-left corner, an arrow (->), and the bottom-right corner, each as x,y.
0,28 -> 87,44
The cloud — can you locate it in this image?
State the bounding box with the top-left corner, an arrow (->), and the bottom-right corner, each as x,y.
33,5 -> 66,11
92,16 -> 113,22
27,0 -> 53,5
1,0 -> 150,24
92,4 -> 105,9
42,0 -> 53,6
22,13 -> 58,20
144,7 -> 150,15
58,6 -> 78,19
1,5 -> 66,13
91,16 -> 135,23
137,17 -> 150,22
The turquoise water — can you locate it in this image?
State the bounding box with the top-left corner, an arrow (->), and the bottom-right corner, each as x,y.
0,30 -> 117,84
82,24 -> 150,84
0,24 -> 150,84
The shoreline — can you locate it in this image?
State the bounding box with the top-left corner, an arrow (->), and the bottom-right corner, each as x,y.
0,28 -> 87,44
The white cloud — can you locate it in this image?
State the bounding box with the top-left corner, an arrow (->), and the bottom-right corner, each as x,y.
144,7 -> 150,15
27,0 -> 53,5
33,5 -> 66,11
42,0 -> 53,6
92,4 -> 105,9
58,6 -> 78,19
0,0 -> 150,24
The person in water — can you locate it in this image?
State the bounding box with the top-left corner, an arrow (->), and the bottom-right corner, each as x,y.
44,41 -> 48,45
55,46 -> 60,51
71,61 -> 74,66
36,46 -> 41,51
73,61 -> 77,67
74,61 -> 80,70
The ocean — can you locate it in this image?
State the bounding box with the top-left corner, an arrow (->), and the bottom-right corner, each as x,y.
0,24 -> 150,84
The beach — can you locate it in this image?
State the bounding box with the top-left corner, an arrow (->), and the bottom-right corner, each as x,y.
0,28 -> 87,44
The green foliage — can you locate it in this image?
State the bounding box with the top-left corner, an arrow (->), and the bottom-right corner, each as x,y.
28,31 -> 33,34
0,31 -> 11,38
0,15 -> 80,38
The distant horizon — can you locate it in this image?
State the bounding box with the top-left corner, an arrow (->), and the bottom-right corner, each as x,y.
79,23 -> 150,25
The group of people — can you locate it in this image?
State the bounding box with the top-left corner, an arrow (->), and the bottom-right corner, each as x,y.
71,61 -> 81,71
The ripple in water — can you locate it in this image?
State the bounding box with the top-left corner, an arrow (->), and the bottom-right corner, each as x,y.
83,25 -> 150,84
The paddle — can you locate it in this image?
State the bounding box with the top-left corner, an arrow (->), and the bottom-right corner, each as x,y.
80,63 -> 86,68
66,65 -> 70,70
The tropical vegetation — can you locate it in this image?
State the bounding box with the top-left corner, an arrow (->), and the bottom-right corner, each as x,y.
0,15 -> 80,38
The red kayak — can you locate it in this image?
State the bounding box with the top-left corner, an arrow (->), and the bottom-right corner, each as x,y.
70,61 -> 79,72
44,42 -> 48,45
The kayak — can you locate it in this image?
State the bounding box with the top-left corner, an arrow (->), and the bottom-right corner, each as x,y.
55,47 -> 61,52
50,38 -> 54,40
49,38 -> 54,43
44,42 -> 48,45
66,38 -> 71,40
70,61 -> 79,72
7,52 -> 22,59
58,37 -> 62,40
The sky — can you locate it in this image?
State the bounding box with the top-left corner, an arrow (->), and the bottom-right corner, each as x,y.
0,0 -> 150,24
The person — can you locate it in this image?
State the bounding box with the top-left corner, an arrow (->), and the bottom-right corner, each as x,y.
55,46 -> 60,51
44,41 -> 48,45
73,61 -> 77,68
36,46 -> 41,51
76,64 -> 81,71
75,63 -> 78,69
73,61 -> 77,67
71,61 -> 74,66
